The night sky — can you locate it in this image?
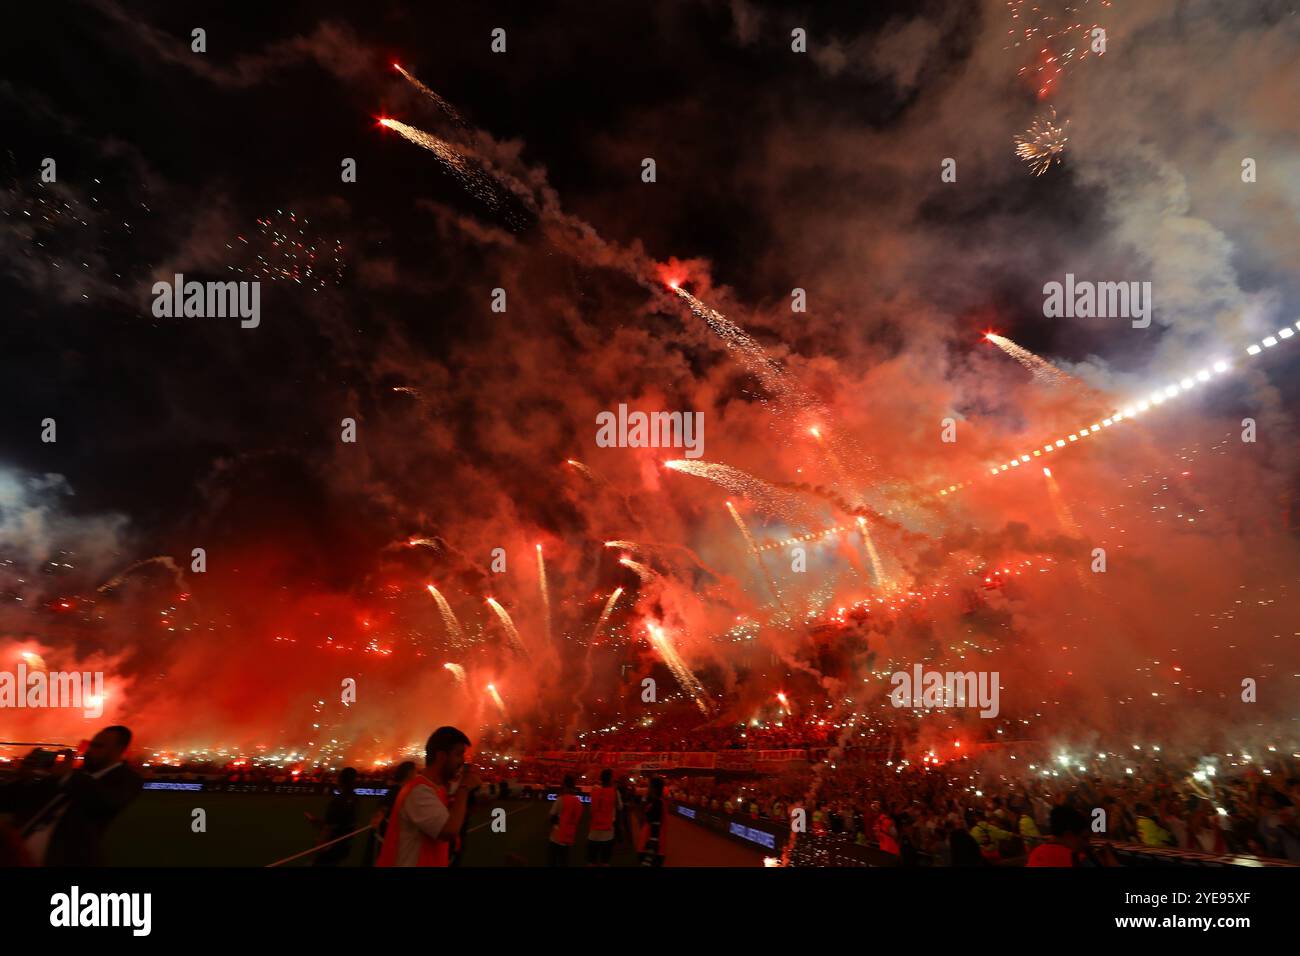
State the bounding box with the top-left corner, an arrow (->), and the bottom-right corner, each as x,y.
2,0 -> 1297,757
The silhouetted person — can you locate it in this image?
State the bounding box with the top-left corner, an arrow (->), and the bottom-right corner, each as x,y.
308,767 -> 359,866
1,726 -> 142,866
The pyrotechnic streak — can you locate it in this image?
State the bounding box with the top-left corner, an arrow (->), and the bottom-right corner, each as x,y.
565,459 -> 597,481
726,501 -> 787,611
406,536 -> 438,549
443,662 -> 466,686
604,539 -> 640,552
646,623 -> 710,715
569,585 -> 626,740
944,320 -> 1300,496
426,584 -> 466,646
986,332 -> 1077,388
855,516 -> 888,588
536,544 -> 552,646
98,556 -> 186,593
665,459 -> 816,525
1015,108 -> 1070,176
669,287 -> 834,445
392,63 -> 468,128
1042,468 -> 1081,536
379,117 -> 507,211
593,587 -> 623,641
776,691 -> 791,715
485,598 -> 529,657
486,683 -> 507,717
618,556 -> 655,583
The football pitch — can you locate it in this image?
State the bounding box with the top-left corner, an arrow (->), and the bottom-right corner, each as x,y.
102,792 -> 764,867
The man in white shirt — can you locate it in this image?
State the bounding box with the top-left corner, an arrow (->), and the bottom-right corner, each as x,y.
378,726 -> 481,867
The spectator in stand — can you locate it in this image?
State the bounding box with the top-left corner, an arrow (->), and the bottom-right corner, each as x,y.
1135,802 -> 1175,847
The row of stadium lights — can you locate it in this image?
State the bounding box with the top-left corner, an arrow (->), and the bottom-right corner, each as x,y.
937,320 -> 1300,496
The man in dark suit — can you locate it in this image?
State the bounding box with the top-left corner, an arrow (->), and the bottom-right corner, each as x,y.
3,725 -> 142,866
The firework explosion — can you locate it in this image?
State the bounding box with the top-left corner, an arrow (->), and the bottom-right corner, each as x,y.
227,211 -> 345,288
1014,108 -> 1071,176
4,3 -> 1297,792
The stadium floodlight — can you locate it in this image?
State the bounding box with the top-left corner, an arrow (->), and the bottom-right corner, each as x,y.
1247,344 -> 1262,355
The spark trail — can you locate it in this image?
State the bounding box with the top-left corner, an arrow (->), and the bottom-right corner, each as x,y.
379,118 -> 505,211
646,623 -> 710,715
856,516 -> 889,588
393,63 -> 468,128
665,459 -> 816,525
567,586 -> 625,745
98,556 -> 187,593
485,598 -> 529,657
536,544 -> 552,647
486,683 -> 507,718
986,333 -> 1076,388
671,287 -> 828,437
727,501 -> 787,612
426,584 -> 466,647
618,556 -> 655,583
443,662 -> 466,686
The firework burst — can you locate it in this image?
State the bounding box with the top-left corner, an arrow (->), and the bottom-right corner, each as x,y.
1015,108 -> 1070,177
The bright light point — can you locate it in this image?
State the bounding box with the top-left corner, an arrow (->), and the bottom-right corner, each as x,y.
1164,386 -> 1179,398
1011,460 -> 1020,467
1247,344 -> 1262,355
1068,434 -> 1077,441
1280,327 -> 1294,339
1000,465 -> 1008,471
1180,378 -> 1194,390
990,468 -> 999,476
1033,449 -> 1041,457
1151,392 -> 1165,404
1196,370 -> 1210,382
1043,467 -> 1052,477
1020,454 -> 1030,463
809,426 -> 821,439
1213,360 -> 1228,373
1102,418 -> 1112,426
1263,336 -> 1278,347
1090,424 -> 1100,432
1055,439 -> 1066,447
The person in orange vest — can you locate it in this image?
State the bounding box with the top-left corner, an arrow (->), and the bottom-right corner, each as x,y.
586,768 -> 621,867
376,726 -> 481,867
548,774 -> 585,866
